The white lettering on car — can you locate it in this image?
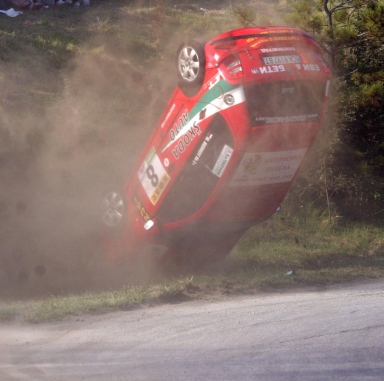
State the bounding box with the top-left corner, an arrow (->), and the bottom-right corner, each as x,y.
169,109 -> 189,141
208,73 -> 222,89
266,165 -> 291,172
192,134 -> 212,165
253,65 -> 286,74
303,64 -> 320,71
172,122 -> 201,159
212,145 -> 233,177
162,87 -> 246,155
260,47 -> 295,53
255,114 -> 319,124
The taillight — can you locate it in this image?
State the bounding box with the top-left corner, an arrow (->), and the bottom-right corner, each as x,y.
227,59 -> 242,74
219,55 -> 243,80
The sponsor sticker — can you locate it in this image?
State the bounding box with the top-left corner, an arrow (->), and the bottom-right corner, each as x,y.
255,114 -> 319,124
133,195 -> 151,222
192,134 -> 212,166
230,148 -> 307,186
145,147 -> 156,165
260,29 -> 297,35
250,36 -> 300,49
260,47 -> 296,53
161,86 -> 246,156
138,153 -> 170,205
150,172 -> 171,205
212,144 -> 233,177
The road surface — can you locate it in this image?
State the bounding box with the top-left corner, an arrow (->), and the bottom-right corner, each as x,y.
1,280 -> 384,380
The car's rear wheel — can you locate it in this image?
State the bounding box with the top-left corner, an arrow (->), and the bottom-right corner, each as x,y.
176,39 -> 206,90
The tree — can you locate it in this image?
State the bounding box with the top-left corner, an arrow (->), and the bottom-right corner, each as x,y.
284,0 -> 384,221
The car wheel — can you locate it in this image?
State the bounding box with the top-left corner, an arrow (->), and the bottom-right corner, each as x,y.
100,189 -> 127,240
176,39 -> 206,90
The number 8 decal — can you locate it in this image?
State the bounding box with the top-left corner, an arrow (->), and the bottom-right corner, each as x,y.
146,165 -> 159,187
138,152 -> 170,205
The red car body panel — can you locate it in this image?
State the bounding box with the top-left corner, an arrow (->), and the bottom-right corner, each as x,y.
103,27 -> 331,263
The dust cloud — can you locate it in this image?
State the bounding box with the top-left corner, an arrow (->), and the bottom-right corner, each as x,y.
0,1 -> 301,300
0,27 -> 178,299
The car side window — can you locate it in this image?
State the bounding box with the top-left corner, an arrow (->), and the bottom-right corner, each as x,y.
245,80 -> 326,126
157,114 -> 234,223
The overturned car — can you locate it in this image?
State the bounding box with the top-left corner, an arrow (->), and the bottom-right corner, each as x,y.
101,26 -> 331,266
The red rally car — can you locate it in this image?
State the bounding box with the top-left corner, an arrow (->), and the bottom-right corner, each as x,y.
101,26 -> 331,265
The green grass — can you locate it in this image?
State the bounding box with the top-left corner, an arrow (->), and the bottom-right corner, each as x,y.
1,206 -> 382,323
233,207 -> 384,269
0,305 -> 18,322
24,278 -> 196,323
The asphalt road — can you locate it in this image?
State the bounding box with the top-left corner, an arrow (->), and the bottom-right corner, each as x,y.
1,280 -> 384,381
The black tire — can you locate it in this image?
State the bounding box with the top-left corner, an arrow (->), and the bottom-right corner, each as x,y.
176,39 -> 206,90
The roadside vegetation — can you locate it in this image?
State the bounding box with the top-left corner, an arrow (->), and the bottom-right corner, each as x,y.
0,0 -> 383,322
3,203 -> 384,323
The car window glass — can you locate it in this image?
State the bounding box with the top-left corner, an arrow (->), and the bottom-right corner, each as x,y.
157,114 -> 234,223
245,81 -> 326,126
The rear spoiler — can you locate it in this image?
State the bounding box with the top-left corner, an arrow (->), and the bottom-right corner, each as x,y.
210,33 -> 316,46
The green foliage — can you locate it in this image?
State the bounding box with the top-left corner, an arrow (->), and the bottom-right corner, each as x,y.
284,0 -> 319,31
232,204 -> 384,274
282,0 -> 384,221
232,3 -> 257,27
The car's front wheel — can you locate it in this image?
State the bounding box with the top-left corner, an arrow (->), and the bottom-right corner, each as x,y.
101,189 -> 127,240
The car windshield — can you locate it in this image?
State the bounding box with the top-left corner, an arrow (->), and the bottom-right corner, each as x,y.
157,114 -> 234,223
245,80 -> 326,126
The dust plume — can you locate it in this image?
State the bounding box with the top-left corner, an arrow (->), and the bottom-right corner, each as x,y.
0,0 -> 294,299
0,22 -> 178,299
